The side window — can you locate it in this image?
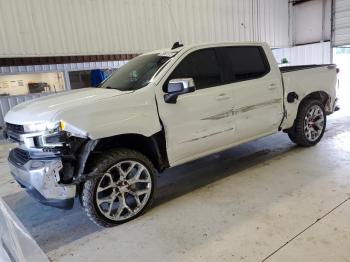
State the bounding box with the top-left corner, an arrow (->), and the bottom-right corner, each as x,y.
217,46 -> 270,83
168,49 -> 222,90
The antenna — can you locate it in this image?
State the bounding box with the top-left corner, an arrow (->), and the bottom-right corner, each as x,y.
171,42 -> 183,50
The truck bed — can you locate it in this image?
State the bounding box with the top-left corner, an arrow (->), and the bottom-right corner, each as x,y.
280,63 -> 337,130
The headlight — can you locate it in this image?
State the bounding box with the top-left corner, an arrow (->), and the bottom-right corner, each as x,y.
32,120 -> 67,148
23,121 -> 64,133
23,122 -> 47,132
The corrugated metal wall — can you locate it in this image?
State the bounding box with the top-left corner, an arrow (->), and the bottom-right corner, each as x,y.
0,0 -> 290,58
257,0 -> 290,47
273,42 -> 331,66
0,61 -> 127,75
334,0 -> 350,46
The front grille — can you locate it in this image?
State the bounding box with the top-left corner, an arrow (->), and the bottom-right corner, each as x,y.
6,122 -> 25,134
8,148 -> 31,167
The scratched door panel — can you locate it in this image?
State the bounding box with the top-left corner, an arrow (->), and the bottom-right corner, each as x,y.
232,76 -> 283,142
157,84 -> 234,165
215,45 -> 285,143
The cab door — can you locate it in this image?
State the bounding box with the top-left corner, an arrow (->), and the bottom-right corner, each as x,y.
155,48 -> 234,166
216,45 -> 284,142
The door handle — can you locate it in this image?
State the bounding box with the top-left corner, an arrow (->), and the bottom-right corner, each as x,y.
215,93 -> 230,101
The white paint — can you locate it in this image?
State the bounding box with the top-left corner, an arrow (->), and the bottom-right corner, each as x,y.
4,42 -> 337,167
4,87 -> 162,139
281,64 -> 337,129
0,0 -> 290,57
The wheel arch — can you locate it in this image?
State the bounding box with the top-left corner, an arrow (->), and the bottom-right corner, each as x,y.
283,90 -> 330,132
83,131 -> 169,175
301,91 -> 331,113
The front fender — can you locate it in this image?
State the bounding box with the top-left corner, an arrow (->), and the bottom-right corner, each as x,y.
54,86 -> 162,139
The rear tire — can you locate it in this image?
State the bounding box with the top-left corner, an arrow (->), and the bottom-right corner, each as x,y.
287,99 -> 326,147
81,149 -> 156,227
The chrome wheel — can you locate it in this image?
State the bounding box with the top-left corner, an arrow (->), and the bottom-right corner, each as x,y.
303,104 -> 325,142
95,160 -> 152,221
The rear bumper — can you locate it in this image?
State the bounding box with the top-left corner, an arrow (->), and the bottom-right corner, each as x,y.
8,149 -> 76,209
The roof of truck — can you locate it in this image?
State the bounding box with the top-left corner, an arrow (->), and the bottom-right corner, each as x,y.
142,41 -> 269,56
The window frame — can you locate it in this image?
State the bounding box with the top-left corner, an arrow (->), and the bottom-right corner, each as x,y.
164,47 -> 224,91
163,45 -> 271,92
216,45 -> 271,84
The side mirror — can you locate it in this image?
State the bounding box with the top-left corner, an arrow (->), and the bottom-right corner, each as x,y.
164,78 -> 196,104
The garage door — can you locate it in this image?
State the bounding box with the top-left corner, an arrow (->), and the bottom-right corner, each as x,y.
334,0 -> 350,46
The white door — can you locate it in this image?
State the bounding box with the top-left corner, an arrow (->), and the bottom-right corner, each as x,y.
155,48 -> 234,166
216,46 -> 284,142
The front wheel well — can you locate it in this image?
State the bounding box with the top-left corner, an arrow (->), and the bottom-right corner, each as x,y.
87,132 -> 169,174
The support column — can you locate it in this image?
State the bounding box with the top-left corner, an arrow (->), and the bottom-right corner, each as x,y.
63,70 -> 71,91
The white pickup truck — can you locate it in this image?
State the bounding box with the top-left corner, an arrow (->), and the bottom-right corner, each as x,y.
4,42 -> 338,227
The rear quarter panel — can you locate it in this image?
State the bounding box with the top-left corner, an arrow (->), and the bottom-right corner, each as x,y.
281,65 -> 337,129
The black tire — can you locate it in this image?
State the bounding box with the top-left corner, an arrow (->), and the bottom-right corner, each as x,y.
81,148 -> 157,227
287,99 -> 326,147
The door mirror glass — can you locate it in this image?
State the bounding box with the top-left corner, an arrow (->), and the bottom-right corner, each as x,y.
164,78 -> 196,104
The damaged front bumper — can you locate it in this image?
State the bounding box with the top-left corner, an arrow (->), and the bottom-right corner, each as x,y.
8,148 -> 76,209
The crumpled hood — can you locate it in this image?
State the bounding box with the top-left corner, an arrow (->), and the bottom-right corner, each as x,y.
5,88 -> 132,124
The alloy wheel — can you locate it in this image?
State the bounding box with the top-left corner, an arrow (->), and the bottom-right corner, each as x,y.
303,104 -> 325,142
95,160 -> 152,221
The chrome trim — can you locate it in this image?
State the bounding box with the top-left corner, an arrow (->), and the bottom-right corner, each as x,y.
37,133 -> 65,148
168,78 -> 195,91
8,153 -> 76,201
6,128 -> 64,149
303,104 -> 325,142
6,129 -> 45,148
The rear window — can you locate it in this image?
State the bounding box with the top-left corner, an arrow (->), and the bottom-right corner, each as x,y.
217,46 -> 270,83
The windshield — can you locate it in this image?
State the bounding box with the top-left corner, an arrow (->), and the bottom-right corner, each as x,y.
100,54 -> 172,91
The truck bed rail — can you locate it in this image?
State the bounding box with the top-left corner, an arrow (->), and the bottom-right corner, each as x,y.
280,64 -> 336,73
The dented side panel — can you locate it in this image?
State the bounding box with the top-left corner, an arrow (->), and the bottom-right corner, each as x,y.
216,44 -> 284,148
280,65 -> 337,129
154,43 -> 285,166
156,82 -> 235,164
53,85 -> 162,140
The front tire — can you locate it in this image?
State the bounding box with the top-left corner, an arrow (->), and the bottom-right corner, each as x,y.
287,99 -> 326,147
81,149 -> 156,227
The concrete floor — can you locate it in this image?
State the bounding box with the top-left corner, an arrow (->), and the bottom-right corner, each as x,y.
1,102 -> 350,262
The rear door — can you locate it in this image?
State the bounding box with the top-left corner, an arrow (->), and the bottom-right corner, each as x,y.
217,45 -> 284,142
155,48 -> 234,165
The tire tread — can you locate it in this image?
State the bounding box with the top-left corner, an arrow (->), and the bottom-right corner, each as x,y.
287,99 -> 326,147
81,148 -> 156,227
